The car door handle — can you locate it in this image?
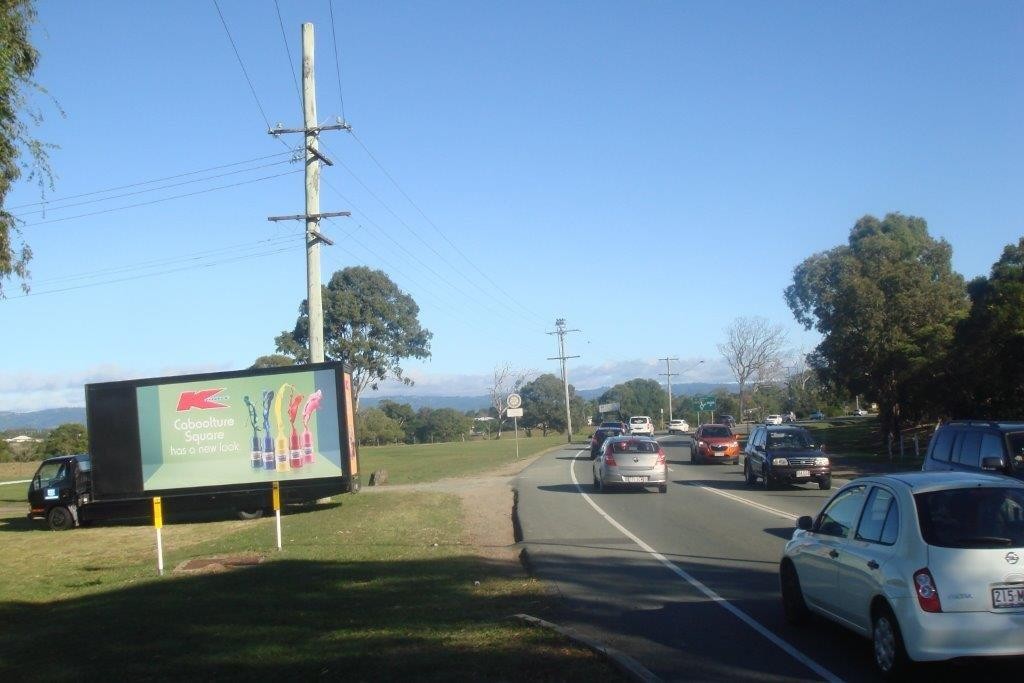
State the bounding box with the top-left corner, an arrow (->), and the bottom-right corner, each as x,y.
867,560 -> 879,570
828,549 -> 839,559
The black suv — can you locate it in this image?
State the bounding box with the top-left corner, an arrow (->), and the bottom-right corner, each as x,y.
921,420 -> 1024,480
743,425 -> 831,490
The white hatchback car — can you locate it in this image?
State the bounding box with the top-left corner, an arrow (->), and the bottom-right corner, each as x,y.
780,472 -> 1024,677
765,414 -> 783,425
628,415 -> 654,436
667,418 -> 690,434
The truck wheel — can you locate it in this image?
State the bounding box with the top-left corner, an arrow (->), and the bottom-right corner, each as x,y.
237,508 -> 265,520
47,506 -> 75,531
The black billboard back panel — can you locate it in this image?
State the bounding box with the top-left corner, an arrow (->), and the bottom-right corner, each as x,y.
86,382 -> 144,498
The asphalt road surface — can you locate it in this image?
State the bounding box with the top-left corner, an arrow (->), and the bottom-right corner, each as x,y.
515,434 -> 1016,682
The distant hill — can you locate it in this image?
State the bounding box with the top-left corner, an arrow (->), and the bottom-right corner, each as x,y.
1,408 -> 86,431
3,381 -> 736,430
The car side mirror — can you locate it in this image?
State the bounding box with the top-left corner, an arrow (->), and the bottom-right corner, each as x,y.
796,516 -> 813,531
981,456 -> 1005,471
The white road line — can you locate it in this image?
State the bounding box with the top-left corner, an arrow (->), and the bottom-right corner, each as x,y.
0,479 -> 30,486
687,483 -> 799,521
571,451 -> 841,683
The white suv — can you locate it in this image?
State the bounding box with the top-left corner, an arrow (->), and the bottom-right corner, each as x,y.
629,416 -> 654,436
667,419 -> 690,434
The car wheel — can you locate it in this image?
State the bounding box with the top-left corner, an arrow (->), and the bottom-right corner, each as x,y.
593,471 -> 603,492
818,475 -> 832,491
744,460 -> 756,486
872,603 -> 911,678
780,561 -> 810,625
658,483 -> 667,494
762,467 -> 775,490
47,505 -> 74,531
237,508 -> 265,520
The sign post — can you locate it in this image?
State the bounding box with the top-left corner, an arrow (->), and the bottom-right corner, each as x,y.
273,481 -> 282,551
507,393 -> 523,460
153,496 -> 164,576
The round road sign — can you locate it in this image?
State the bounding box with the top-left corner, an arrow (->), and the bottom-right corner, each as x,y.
507,393 -> 522,409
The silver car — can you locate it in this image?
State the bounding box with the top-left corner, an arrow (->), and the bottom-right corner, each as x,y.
781,472 -> 1024,676
592,436 -> 667,493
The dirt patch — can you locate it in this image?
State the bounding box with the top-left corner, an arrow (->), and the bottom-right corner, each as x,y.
174,553 -> 266,574
363,451 -> 550,566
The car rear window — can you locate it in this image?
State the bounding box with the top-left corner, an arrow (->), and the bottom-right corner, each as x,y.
630,417 -> 648,424
701,426 -> 731,438
914,487 -> 1024,548
595,429 -> 620,438
611,440 -> 658,453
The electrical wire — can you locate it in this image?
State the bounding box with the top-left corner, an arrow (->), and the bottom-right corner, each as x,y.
328,0 -> 347,121
347,130 -> 548,325
20,170 -> 302,229
13,159 -> 294,218
2,244 -> 302,299
29,235 -> 296,286
7,151 -> 294,211
274,0 -> 303,110
213,0 -> 272,130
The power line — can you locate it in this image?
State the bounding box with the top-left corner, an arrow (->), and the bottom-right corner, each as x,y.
212,0 -> 272,130
328,0 -> 347,121
347,130 -> 547,325
2,244 -> 302,300
13,159 -> 294,218
20,170 -> 302,229
273,0 -> 303,109
7,151 -> 294,211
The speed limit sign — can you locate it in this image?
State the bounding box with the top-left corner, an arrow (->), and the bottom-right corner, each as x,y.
507,393 -> 522,409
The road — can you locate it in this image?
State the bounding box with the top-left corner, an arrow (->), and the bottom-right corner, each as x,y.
514,434 -> 998,681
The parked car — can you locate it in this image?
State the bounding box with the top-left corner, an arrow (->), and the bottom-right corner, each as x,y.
743,425 -> 831,490
691,424 -> 740,464
780,472 -> 1024,677
628,415 -> 654,436
667,418 -> 690,435
592,436 -> 667,493
765,414 -> 783,425
854,408 -> 869,416
809,410 -> 825,421
719,414 -> 736,428
589,427 -> 624,458
921,420 -> 1024,481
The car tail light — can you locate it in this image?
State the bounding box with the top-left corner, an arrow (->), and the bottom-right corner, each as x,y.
913,568 -> 942,613
604,451 -> 617,466
656,448 -> 666,465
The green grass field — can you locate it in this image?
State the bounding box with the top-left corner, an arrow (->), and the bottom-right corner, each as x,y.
359,432 -> 576,485
0,488 -> 620,681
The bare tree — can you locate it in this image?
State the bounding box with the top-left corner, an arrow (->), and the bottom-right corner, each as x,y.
717,316 -> 789,423
488,363 -> 535,438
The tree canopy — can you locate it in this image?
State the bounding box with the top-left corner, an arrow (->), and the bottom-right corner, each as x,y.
519,373 -> 584,436
716,317 -> 788,423
42,423 -> 87,456
949,238 -> 1024,417
785,213 -> 968,439
275,267 -> 432,408
0,1 -> 60,296
598,378 -> 667,420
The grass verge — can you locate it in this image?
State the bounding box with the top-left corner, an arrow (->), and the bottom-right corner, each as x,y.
360,433 -> 573,485
0,490 -> 621,681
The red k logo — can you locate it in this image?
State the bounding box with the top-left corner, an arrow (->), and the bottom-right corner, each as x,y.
176,389 -> 228,411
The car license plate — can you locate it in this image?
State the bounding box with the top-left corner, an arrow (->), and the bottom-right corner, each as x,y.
623,476 -> 647,483
795,470 -> 810,478
992,586 -> 1024,608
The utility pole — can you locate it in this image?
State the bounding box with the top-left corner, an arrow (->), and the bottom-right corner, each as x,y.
547,318 -> 580,443
659,357 -> 679,422
267,22 -> 351,363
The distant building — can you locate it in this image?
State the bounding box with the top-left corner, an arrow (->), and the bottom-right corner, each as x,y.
4,435 -> 42,444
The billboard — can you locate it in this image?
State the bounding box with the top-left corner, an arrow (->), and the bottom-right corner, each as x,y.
136,368 -> 343,491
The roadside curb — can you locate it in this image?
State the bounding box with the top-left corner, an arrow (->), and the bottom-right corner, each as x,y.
513,613 -> 661,683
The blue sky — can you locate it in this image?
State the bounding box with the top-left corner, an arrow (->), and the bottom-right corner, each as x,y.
1,1 -> 1021,410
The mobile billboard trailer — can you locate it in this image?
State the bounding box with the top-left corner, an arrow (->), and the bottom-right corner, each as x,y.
27,362 -> 360,530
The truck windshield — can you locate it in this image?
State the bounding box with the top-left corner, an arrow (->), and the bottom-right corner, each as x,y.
33,462 -> 68,490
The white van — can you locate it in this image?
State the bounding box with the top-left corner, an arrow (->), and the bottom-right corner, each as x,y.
629,416 -> 654,436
